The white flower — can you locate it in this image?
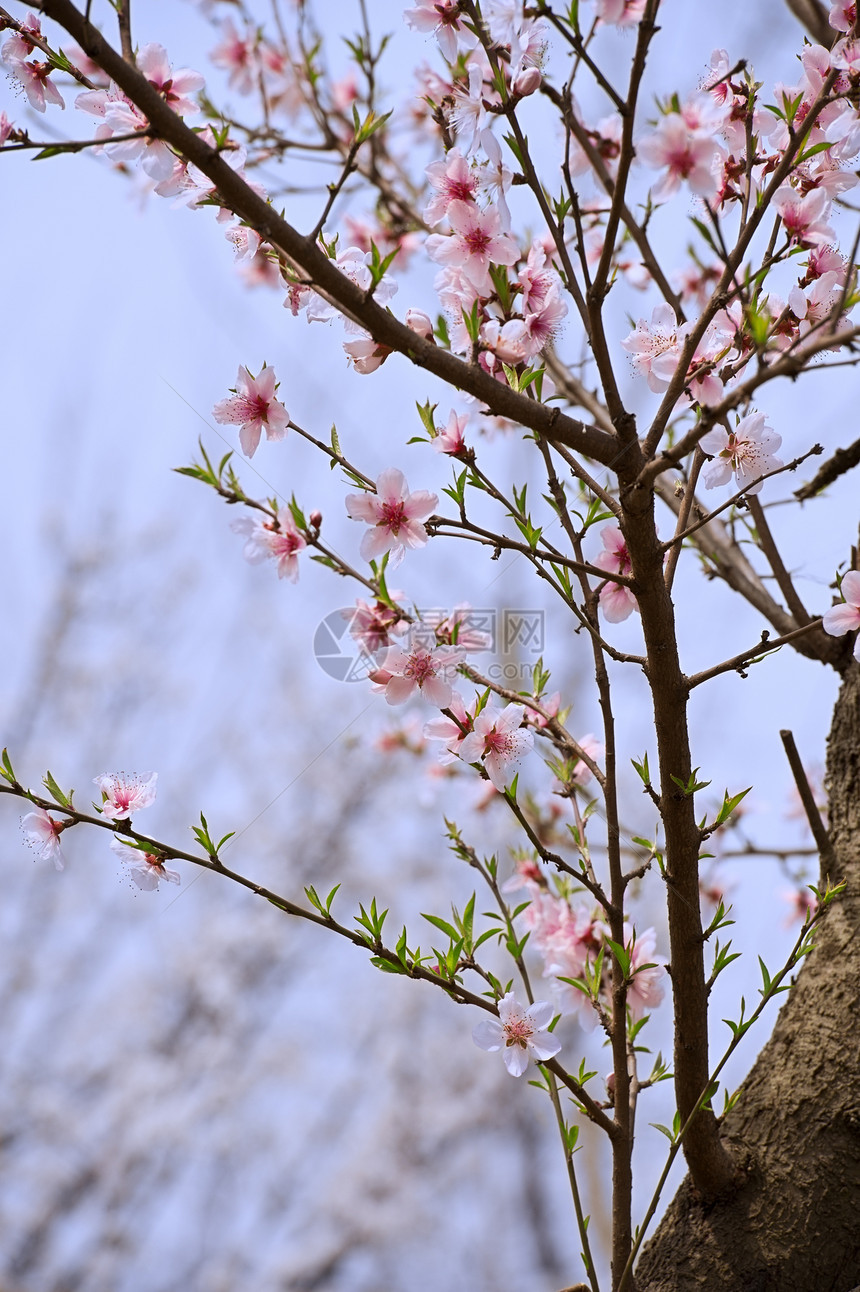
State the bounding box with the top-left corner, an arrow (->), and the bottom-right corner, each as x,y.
94,771 -> 158,820
110,836 -> 180,891
20,807 -> 65,870
699,412 -> 783,494
472,991 -> 561,1076
621,304 -> 691,393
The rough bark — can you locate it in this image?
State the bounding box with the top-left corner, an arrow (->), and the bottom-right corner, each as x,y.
636,660 -> 860,1292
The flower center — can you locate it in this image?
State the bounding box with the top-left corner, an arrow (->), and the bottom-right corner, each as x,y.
484,728 -> 514,757
447,176 -> 477,202
405,650 -> 437,684
380,500 -> 407,533
463,227 -> 491,256
504,1017 -> 534,1048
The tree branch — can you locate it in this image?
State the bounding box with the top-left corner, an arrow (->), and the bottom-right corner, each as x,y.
36,0 -> 618,466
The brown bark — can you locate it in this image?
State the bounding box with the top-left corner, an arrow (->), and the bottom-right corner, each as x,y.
636,660 -> 860,1292
621,476 -> 736,1202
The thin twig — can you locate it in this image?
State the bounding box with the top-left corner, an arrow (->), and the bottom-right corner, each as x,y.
779,730 -> 838,876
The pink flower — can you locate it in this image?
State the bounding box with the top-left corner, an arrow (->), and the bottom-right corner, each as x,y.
500,855 -> 543,895
76,86 -> 172,179
449,61 -> 490,152
344,597 -> 407,653
472,991 -> 561,1077
638,112 -> 723,203
304,247 -> 396,330
110,837 -> 180,891
823,571 -> 860,662
376,643 -> 463,707
230,510 -> 306,581
434,410 -> 469,456
773,185 -> 836,249
212,365 -> 289,457
830,1 -> 857,31
542,907 -> 602,1027
459,703 -> 534,792
404,0 -> 476,63
518,240 -> 562,313
265,511 -> 307,582
699,412 -> 783,494
684,316 -> 735,406
345,468 -> 438,564
94,772 -> 158,820
4,55 -> 65,112
424,149 -> 479,226
478,128 -> 513,230
595,525 -> 638,622
520,288 -> 568,357
521,891 -> 573,950
174,145 -> 264,208
20,807 -> 66,870
621,304 -> 690,393
596,0 -> 647,24
225,223 -> 262,262
424,690 -> 477,762
626,927 -> 667,1020
0,110 -> 13,145
210,19 -> 258,93
137,43 -> 204,117
343,336 -> 391,374
570,733 -> 603,785
1,16 -> 65,114
782,886 -> 818,926
2,13 -> 41,62
432,602 -> 493,652
425,199 -> 519,295
525,691 -> 561,730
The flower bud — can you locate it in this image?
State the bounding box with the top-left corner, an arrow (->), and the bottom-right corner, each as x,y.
309,510 -> 322,529
405,308 -> 435,341
513,66 -> 541,97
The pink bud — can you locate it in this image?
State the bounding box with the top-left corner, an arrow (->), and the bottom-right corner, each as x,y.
309,510 -> 322,529
405,308 -> 435,341
513,66 -> 541,97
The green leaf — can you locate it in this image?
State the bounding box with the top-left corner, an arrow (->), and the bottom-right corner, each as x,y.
715,785 -> 752,826
415,399 -> 438,439
370,956 -> 407,974
604,937 -> 631,977
42,770 -> 71,808
422,912 -> 460,941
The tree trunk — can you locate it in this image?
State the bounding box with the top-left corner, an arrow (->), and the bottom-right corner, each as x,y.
636,661 -> 860,1292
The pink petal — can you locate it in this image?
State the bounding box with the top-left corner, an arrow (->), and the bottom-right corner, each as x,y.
385,675 -> 416,705
422,675 -> 453,707
376,467 -> 407,502
345,493 -> 381,523
823,603 -> 860,635
239,420 -> 263,457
